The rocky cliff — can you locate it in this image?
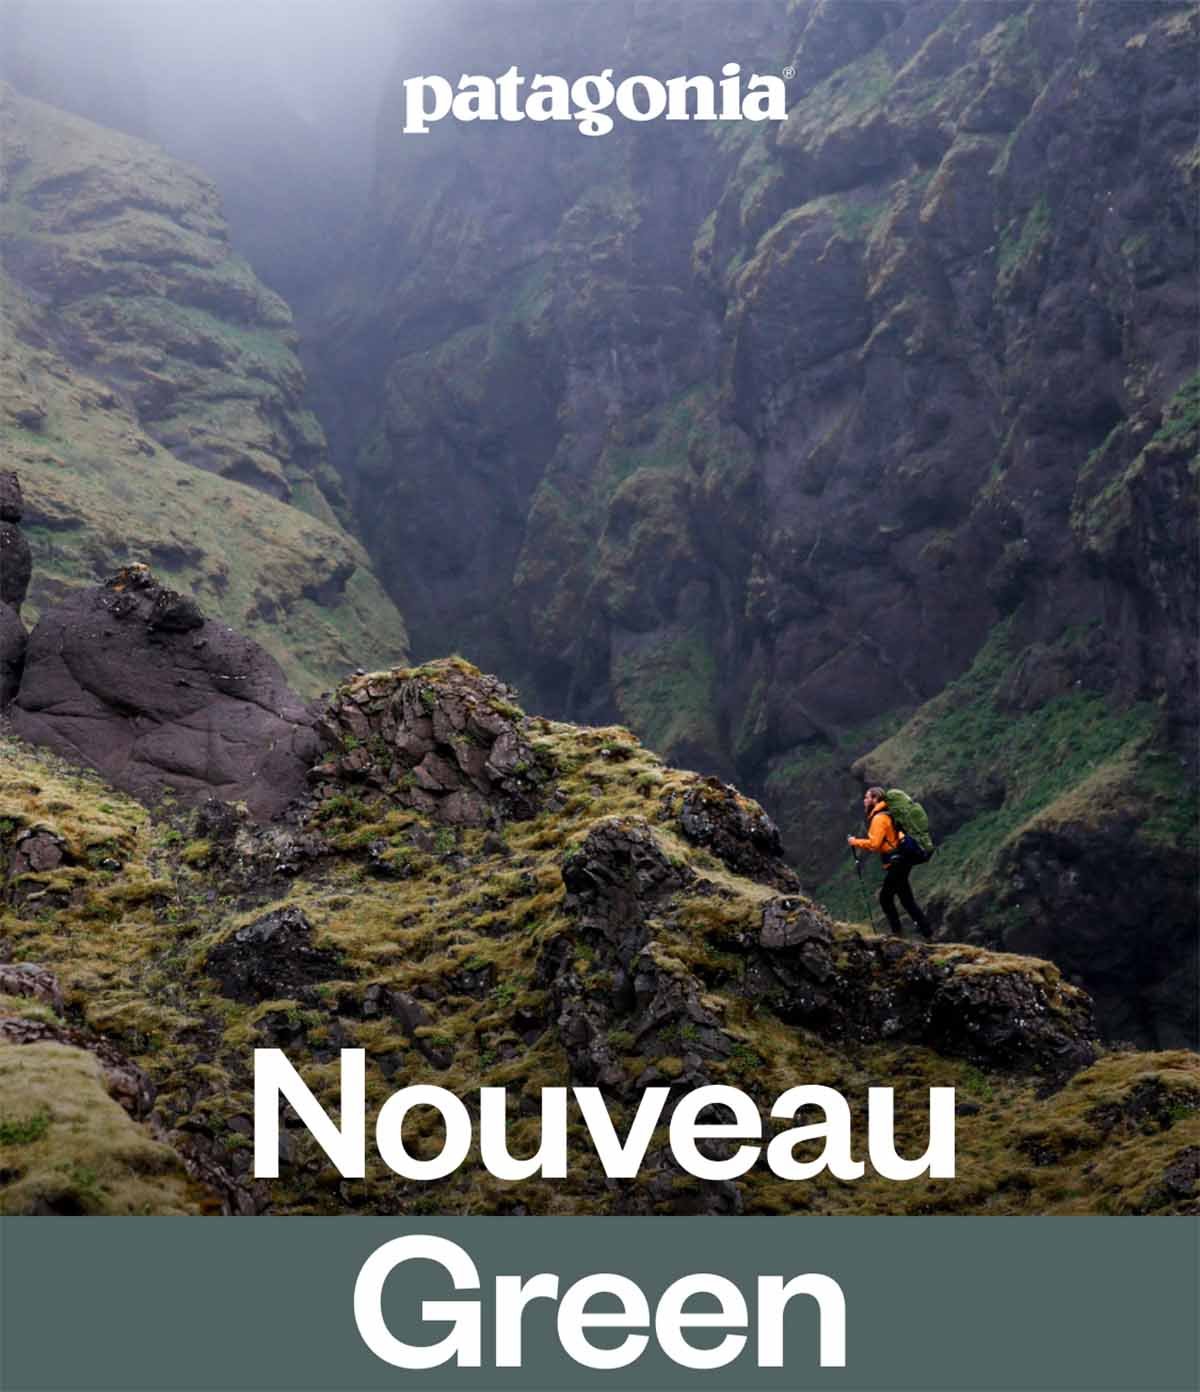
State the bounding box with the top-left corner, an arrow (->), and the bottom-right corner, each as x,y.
0,82 -> 408,693
313,0 -> 1198,1046
1,574 -> 1196,1216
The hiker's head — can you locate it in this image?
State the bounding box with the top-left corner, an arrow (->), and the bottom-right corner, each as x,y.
863,785 -> 886,813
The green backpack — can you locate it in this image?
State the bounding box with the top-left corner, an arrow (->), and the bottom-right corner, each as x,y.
885,788 -> 934,858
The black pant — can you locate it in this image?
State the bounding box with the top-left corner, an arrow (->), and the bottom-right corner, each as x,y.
880,860 -> 931,938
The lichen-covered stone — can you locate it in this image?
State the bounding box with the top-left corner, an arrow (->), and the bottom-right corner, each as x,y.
312,658 -> 553,826
670,777 -> 799,892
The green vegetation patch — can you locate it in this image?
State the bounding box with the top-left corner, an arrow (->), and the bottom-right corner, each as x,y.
786,48 -> 895,140
612,633 -> 719,760
0,1044 -> 203,1215
0,1109 -> 51,1146
817,620 -> 1174,920
1152,372 -> 1200,446
997,196 -> 1051,280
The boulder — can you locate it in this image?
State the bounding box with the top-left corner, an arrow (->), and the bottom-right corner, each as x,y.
204,906 -> 345,1004
11,566 -> 320,818
0,962 -> 64,1013
0,470 -> 22,523
0,601 -> 26,706
668,777 -> 799,891
0,521 -> 31,611
8,828 -> 69,878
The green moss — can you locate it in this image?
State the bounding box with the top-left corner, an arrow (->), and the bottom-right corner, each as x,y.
1152,372 -> 1200,445
833,199 -> 890,242
0,1109 -> 51,1145
612,633 -> 718,758
0,692 -> 1194,1216
0,1043 -> 204,1215
998,196 -> 1051,278
789,48 -> 895,136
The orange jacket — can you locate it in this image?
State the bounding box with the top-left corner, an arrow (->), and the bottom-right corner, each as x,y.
849,802 -> 900,857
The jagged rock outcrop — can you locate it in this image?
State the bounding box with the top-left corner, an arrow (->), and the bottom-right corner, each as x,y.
0,470 -> 24,522
0,957 -> 229,1219
545,817 -> 1098,1098
11,566 -> 319,818
0,469 -> 31,611
311,658 -> 555,825
668,777 -> 800,892
0,961 -> 64,1014
0,961 -> 217,1214
940,814 -> 1198,1050
747,929 -> 1097,1079
0,1011 -> 156,1119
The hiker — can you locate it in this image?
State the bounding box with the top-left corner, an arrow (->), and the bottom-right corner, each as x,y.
848,785 -> 933,940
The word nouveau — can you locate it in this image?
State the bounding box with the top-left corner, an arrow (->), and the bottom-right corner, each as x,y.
401,64 -> 788,136
254,1049 -> 957,1183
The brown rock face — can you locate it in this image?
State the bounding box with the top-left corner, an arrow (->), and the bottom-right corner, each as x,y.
0,962 -> 64,1014
11,566 -> 319,818
8,828 -> 68,878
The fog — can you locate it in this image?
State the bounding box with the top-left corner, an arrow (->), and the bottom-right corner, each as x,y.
1,0 -> 400,136
0,0 -> 403,302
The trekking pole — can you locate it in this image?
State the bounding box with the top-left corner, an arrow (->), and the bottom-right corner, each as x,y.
850,845 -> 877,932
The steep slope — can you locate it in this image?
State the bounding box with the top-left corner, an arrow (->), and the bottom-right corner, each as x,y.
1,649 -> 1196,1217
314,0 -> 1198,1044
0,0 -> 397,318
0,83 -> 408,692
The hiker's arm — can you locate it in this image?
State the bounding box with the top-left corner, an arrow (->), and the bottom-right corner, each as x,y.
848,817 -> 889,853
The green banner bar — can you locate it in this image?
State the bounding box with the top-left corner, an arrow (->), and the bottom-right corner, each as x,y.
1,1217 -> 1196,1391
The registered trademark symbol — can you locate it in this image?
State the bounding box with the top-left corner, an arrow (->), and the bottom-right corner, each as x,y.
783,65 -> 796,80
